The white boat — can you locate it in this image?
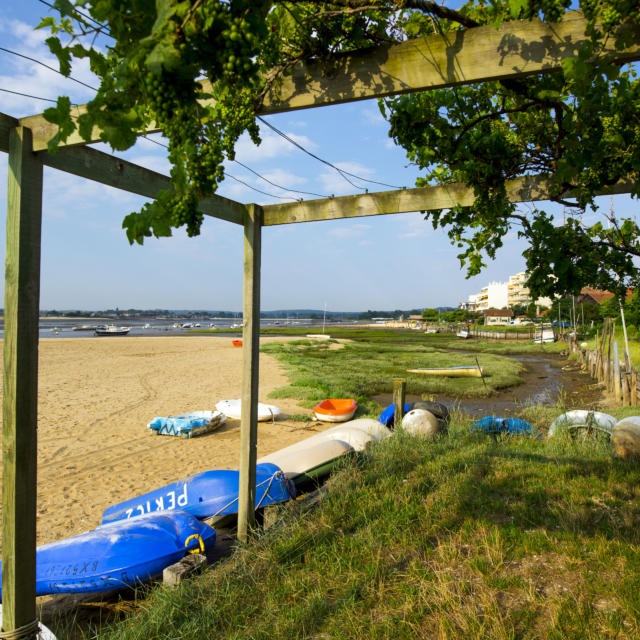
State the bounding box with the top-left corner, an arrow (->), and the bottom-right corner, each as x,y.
306,334 -> 331,340
94,325 -> 130,336
215,399 -> 281,422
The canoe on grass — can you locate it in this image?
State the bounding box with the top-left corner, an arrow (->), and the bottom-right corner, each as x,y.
314,398 -> 357,423
0,511 -> 215,600
102,462 -> 294,524
407,366 -> 483,377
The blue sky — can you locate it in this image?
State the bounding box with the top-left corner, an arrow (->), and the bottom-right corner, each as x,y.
0,3 -> 637,311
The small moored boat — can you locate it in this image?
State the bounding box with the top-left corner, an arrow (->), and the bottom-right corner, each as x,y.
407,365 -> 483,377
94,325 -> 130,336
313,398 -> 357,422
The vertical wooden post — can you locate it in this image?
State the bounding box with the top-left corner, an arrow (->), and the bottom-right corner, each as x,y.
237,204 -> 262,543
2,126 -> 42,634
613,342 -> 622,403
393,379 -> 406,429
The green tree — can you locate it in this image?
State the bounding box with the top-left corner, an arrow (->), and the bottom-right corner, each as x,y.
40,1 -> 639,295
421,308 -> 439,321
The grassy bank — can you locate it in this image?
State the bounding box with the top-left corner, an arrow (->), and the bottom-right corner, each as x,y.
59,418 -> 640,639
260,338 -> 526,415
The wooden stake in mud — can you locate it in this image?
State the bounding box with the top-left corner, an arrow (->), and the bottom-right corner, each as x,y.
238,204 -> 262,543
393,380 -> 406,429
2,126 -> 42,635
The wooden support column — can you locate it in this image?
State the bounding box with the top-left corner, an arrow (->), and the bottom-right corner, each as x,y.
2,127 -> 43,634
237,204 -> 262,543
393,380 -> 406,429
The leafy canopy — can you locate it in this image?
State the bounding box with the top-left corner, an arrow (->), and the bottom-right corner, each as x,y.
39,0 -> 640,298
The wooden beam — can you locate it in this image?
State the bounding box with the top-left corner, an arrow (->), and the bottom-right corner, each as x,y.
39,145 -> 245,225
19,11 -> 640,151
0,112 -> 19,153
262,176 -> 637,225
2,126 -> 42,634
237,204 -> 262,543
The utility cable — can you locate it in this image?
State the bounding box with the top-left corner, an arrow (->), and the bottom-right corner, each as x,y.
0,46 -> 99,92
142,135 -> 310,202
0,86 -> 57,102
232,159 -> 330,199
257,114 -> 405,191
38,0 -> 113,38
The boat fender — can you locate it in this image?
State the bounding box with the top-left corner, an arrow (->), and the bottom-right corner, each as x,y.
547,410 -> 617,439
612,417 -> 640,459
378,403 -> 412,428
401,409 -> 442,438
411,400 -> 450,425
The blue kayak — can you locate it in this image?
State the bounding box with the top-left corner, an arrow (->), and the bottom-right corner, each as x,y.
378,403 -> 412,428
470,416 -> 540,437
0,511 -> 215,600
102,462 -> 295,524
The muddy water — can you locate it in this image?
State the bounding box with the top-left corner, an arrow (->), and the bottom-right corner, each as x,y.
373,353 -> 606,418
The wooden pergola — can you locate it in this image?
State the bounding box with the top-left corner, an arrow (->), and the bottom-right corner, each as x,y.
1,10 -> 638,637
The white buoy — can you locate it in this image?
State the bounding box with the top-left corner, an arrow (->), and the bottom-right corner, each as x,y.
401,409 -> 441,438
612,416 -> 640,459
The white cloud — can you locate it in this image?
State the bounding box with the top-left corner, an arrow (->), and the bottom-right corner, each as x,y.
0,19 -> 99,117
362,106 -> 386,126
327,223 -> 372,239
397,211 -> 433,239
260,168 -> 307,188
319,161 -> 376,196
234,128 -> 316,163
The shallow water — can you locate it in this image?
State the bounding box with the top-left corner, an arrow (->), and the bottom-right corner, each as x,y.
373,353 -> 604,418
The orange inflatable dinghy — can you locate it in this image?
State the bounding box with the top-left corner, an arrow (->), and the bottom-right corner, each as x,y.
313,398 -> 357,423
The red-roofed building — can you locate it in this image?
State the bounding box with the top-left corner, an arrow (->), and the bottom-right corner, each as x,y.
483,308 -> 514,326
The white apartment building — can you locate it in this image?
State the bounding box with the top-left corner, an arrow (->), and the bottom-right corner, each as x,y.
475,281 -> 509,311
508,272 -> 553,308
461,272 -> 552,312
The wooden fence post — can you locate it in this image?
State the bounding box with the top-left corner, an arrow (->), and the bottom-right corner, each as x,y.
237,204 -> 262,543
613,342 -> 622,402
2,126 -> 42,635
393,380 -> 406,429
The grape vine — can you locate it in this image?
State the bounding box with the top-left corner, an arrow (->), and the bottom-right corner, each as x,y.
38,1 -> 640,298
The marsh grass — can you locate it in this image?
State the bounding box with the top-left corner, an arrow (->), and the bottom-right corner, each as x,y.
67,417 -> 640,640
260,338 -> 526,414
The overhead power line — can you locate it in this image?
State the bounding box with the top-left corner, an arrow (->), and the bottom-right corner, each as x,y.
142,136 -> 318,202
0,86 -> 57,103
256,114 -> 405,191
0,46 -> 99,92
38,0 -> 113,38
232,159 -> 330,199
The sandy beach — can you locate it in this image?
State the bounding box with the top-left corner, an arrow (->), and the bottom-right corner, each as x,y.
0,336 -> 319,547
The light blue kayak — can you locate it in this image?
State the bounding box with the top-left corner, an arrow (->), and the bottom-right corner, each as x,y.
0,511 -> 215,600
102,462 -> 295,524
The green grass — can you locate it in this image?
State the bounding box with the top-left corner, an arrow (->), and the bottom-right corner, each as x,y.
57,419 -> 640,640
259,338 -> 526,415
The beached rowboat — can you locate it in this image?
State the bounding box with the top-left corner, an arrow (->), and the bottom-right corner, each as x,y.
147,410 -> 226,438
406,366 -> 483,377
313,398 -> 357,422
102,463 -> 294,524
0,511 -> 216,600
